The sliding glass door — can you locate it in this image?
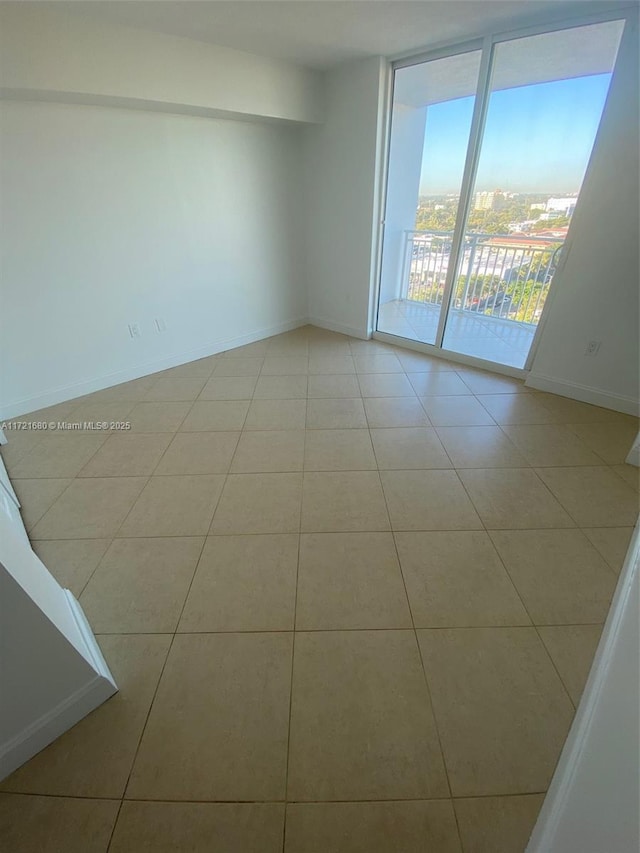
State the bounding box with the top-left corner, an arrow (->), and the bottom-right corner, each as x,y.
377,17 -> 625,370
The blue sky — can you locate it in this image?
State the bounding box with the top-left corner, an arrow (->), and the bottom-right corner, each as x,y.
419,73 -> 612,195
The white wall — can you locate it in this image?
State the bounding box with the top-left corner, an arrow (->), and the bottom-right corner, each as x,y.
527,13 -> 640,415
0,101 -> 306,417
303,57 -> 386,338
0,3 -> 323,125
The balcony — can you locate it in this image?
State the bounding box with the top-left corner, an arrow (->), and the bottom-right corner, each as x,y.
378,230 -> 563,368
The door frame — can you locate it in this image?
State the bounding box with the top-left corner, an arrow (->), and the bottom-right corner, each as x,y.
372,6 -> 633,376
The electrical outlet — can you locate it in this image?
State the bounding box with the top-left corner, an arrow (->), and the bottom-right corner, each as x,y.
585,340 -> 601,356
155,317 -> 167,333
128,323 -> 141,339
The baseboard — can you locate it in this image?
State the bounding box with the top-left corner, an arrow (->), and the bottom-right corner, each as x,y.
0,316 -> 309,419
307,316 -> 370,341
626,435 -> 640,468
0,672 -> 117,780
525,372 -> 640,417
63,590 -> 117,683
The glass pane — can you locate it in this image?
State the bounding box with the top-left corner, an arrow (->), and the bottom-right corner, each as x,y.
377,50 -> 481,344
442,20 -> 624,368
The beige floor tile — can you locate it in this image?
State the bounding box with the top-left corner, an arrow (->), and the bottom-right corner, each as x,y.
32,539 -> 110,597
126,401 -> 192,432
244,399 -> 307,430
350,340 -> 399,356
1,635 -> 171,797
143,377 -> 206,402
13,400 -> 80,424
91,373 -> 159,403
12,478 -> 73,531
476,394 -> 558,424
126,633 -> 293,800
307,374 -> 361,398
417,627 -> 574,796
538,625 -> 602,705
535,392 -> 635,424
266,339 -> 309,357
261,356 -> 309,375
301,471 -> 389,532
118,475 -> 224,537
535,466 -> 639,527
212,357 -> 264,377
408,373 -> 472,396
231,430 -> 305,473
501,424 -> 603,467
154,431 -> 239,475
358,373 -> 416,398
211,473 -> 302,534
78,433 -> 172,477
458,469 -> 574,529
285,801 -> 461,853
0,793 -> 119,853
306,398 -> 367,429
364,396 -> 430,428
199,376 -> 257,400
436,426 -> 529,468
304,429 -> 376,471
88,376 -> 158,402
454,794 -> 545,853
156,354 -> 219,378
564,421 -> 639,464
370,427 -> 451,469
254,375 -> 308,399
288,630 -> 449,800
0,430 -> 45,468
454,368 -> 530,395
222,340 -> 269,357
11,435 -> 107,478
421,396 -> 496,426
490,529 -> 616,625
31,477 -> 146,539
65,400 -> 136,424
583,526 -> 634,574
179,400 -> 249,432
396,532 -> 529,628
111,802 -> 284,853
396,351 -> 458,372
612,463 -> 639,491
179,534 -> 298,631
354,353 -> 404,373
380,470 -> 482,531
296,532 -> 411,629
308,355 -> 356,374
80,536 -> 203,632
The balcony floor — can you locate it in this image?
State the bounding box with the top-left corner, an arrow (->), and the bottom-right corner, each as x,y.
378,299 -> 537,369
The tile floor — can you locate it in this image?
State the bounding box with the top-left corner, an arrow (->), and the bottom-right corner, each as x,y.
1,325 -> 638,852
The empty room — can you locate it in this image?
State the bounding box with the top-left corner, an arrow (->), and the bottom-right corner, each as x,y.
0,2 -> 638,852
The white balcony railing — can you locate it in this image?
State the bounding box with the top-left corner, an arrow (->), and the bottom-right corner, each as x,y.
401,230 -> 563,326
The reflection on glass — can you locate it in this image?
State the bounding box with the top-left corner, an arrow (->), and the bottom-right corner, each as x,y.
441,20 -> 624,367
377,50 -> 481,344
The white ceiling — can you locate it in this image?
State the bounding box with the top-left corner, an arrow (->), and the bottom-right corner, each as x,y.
19,0 -> 625,70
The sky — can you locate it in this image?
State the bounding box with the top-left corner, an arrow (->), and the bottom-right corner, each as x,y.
418,73 -> 613,196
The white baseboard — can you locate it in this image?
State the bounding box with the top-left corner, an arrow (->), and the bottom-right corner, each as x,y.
525,372 -> 640,417
0,672 -> 117,780
0,316 -> 309,419
307,315 -> 370,340
63,590 -> 117,683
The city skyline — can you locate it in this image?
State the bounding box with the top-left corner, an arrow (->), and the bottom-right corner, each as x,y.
419,73 -> 613,196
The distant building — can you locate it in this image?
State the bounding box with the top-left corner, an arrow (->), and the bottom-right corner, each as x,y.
545,196 -> 578,216
474,190 -> 505,211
